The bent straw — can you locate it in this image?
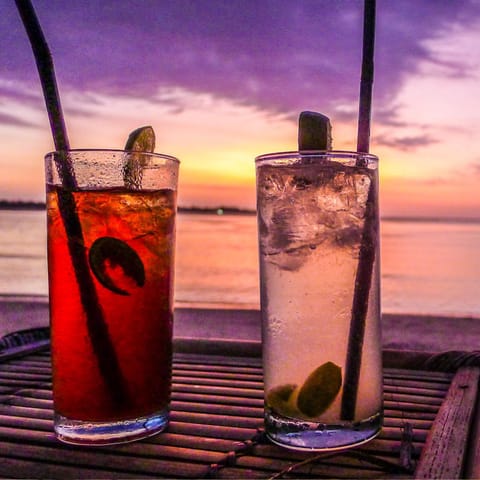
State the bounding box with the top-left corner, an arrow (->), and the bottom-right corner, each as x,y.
15,0 -> 128,404
341,0 -> 377,421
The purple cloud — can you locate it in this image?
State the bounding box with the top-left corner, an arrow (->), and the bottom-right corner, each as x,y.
2,0 -> 480,122
0,111 -> 39,128
374,133 -> 439,151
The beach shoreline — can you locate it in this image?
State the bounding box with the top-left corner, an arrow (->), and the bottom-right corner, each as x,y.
1,295 -> 479,354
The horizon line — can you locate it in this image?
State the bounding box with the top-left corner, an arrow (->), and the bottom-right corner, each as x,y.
0,199 -> 479,224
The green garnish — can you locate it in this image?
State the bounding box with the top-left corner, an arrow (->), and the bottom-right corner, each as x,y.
266,383 -> 300,418
298,111 -> 332,151
123,126 -> 155,189
124,125 -> 155,152
297,362 -> 342,417
266,361 -> 342,419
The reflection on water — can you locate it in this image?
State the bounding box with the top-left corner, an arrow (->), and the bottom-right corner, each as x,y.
175,213 -> 259,307
0,210 -> 47,297
0,209 -> 479,318
380,220 -> 480,317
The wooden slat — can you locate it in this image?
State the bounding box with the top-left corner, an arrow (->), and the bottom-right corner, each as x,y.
360,437 -> 424,457
383,408 -> 437,421
172,391 -> 263,407
465,385 -> 480,478
0,440 -> 212,478
172,368 -> 262,382
385,368 -> 452,382
384,377 -> 451,391
172,400 -> 262,418
0,457 -> 149,479
384,392 -> 444,406
233,454 -> 403,479
0,341 -> 50,363
383,417 -> 437,431
173,385 -> 263,400
168,421 -> 257,441
170,410 -> 261,429
415,366 -> 480,479
0,414 -> 53,431
383,400 -> 440,414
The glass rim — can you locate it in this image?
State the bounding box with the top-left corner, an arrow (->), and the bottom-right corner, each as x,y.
45,148 -> 180,164
255,149 -> 378,164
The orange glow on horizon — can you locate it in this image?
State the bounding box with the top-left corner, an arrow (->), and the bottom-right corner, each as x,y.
1,71 -> 480,220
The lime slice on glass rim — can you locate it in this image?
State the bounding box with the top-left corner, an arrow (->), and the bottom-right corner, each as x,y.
123,125 -> 156,189
124,125 -> 156,152
298,111 -> 332,151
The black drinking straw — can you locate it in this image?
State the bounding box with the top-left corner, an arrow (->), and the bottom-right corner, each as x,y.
15,0 -> 128,405
356,0 -> 376,155
341,0 -> 377,421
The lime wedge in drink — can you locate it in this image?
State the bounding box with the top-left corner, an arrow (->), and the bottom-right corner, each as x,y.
297,362 -> 342,418
266,384 -> 300,418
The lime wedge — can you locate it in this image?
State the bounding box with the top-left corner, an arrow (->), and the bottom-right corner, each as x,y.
297,362 -> 342,417
266,384 -> 300,418
123,126 -> 156,189
298,111 -> 332,151
124,125 -> 155,152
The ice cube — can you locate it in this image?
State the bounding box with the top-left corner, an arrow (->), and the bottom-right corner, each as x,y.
258,162 -> 373,271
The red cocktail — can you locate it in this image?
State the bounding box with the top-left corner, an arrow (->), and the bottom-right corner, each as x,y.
45,150 -> 179,444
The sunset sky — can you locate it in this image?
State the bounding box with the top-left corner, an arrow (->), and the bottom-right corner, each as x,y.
1,0 -> 480,218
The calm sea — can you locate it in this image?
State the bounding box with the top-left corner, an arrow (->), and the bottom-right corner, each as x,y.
0,209 -> 479,318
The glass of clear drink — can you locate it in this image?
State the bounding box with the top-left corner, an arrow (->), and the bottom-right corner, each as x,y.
256,150 -> 382,451
45,149 -> 179,445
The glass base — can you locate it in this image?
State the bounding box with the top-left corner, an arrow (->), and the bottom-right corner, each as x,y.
54,408 -> 169,445
265,410 -> 382,452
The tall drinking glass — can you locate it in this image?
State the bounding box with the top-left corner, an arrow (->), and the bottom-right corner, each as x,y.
256,150 -> 382,451
45,149 -> 179,445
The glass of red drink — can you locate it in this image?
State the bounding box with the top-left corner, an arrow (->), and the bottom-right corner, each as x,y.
45,149 -> 179,445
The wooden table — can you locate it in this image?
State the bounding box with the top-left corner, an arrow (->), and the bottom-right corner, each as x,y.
1,329 -> 479,479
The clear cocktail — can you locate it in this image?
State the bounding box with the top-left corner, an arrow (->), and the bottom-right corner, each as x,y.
256,151 -> 382,451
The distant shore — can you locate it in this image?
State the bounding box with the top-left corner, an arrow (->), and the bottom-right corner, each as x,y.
0,200 -> 45,210
0,200 -> 255,216
1,200 -> 479,223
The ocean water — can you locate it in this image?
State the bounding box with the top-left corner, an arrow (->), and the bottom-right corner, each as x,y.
0,209 -> 479,318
